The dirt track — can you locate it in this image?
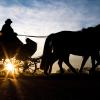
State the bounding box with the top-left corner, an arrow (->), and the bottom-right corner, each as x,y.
0,74 -> 100,100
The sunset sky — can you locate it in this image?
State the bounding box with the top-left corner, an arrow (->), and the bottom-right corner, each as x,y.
0,0 -> 100,72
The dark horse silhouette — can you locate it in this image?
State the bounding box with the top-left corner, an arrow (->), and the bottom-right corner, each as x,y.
40,24 -> 100,75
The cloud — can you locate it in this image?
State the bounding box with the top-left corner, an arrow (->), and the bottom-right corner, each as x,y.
0,0 -> 100,35
0,3 -> 79,35
0,0 -> 100,57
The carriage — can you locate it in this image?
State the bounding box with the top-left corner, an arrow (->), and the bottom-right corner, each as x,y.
0,30 -> 42,77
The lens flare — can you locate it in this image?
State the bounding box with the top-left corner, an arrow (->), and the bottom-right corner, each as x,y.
4,58 -> 19,77
5,63 -> 15,72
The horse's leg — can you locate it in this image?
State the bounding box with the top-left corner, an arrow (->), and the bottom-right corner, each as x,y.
44,57 -> 52,75
79,56 -> 89,73
48,58 -> 56,74
48,64 -> 52,74
89,55 -> 96,75
93,50 -> 100,69
48,53 -> 58,74
49,59 -> 64,74
58,59 -> 64,74
63,54 -> 78,74
44,61 -> 49,75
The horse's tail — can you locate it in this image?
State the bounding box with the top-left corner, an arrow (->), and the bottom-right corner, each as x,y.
40,34 -> 54,70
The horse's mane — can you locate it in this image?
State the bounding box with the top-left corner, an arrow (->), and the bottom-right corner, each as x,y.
81,24 -> 100,32
53,24 -> 100,35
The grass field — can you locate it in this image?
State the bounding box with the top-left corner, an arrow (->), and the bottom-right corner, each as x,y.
0,72 -> 100,100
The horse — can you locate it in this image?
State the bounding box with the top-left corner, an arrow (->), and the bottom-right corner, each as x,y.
40,24 -> 100,75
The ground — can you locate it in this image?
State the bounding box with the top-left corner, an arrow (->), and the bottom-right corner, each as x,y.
0,73 -> 100,100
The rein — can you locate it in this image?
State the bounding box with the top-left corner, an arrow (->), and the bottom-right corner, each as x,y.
18,34 -> 47,38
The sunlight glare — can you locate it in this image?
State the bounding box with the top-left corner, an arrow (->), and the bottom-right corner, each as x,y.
5,63 -> 15,72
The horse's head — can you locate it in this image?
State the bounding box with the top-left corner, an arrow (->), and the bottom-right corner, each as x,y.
95,24 -> 100,32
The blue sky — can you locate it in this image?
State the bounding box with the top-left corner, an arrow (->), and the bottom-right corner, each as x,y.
0,0 -> 99,72
0,0 -> 100,35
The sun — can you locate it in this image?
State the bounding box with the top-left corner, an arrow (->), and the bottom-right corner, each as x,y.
4,58 -> 17,75
5,63 -> 15,73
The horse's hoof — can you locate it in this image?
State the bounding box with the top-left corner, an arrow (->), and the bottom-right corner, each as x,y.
74,71 -> 80,76
60,70 -> 64,74
79,69 -> 82,73
89,69 -> 96,76
44,71 -> 49,76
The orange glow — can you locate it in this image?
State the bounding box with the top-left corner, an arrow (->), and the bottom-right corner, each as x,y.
5,62 -> 15,73
4,58 -> 19,78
